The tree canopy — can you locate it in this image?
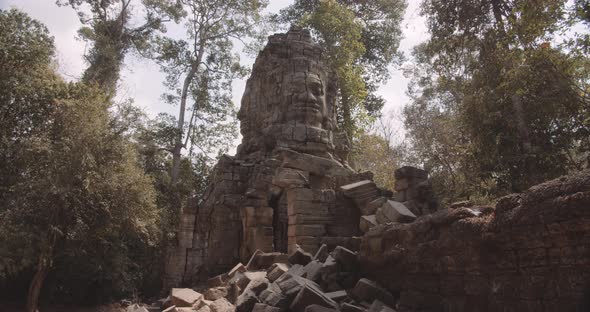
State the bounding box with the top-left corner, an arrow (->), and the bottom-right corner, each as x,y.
0,9 -> 160,310
277,0 -> 406,138
404,0 -> 590,202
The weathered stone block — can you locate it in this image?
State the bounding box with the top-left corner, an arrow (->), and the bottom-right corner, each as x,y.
288,245 -> 314,265
290,284 -> 339,312
360,215 -> 377,233
341,303 -> 365,312
288,201 -> 329,217
352,279 -> 395,307
314,244 -> 329,262
251,303 -> 281,312
304,305 -> 338,312
204,287 -> 229,301
376,200 -> 416,224
325,290 -> 348,302
331,246 -> 359,272
209,298 -> 236,312
267,262 -> 290,282
162,306 -> 177,312
302,260 -> 323,281
228,263 -> 247,278
363,197 -> 387,216
171,288 -> 203,307
273,168 -> 309,188
288,224 -> 326,237
236,290 -> 259,312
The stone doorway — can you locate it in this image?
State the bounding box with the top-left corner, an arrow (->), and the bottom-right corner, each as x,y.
270,192 -> 288,253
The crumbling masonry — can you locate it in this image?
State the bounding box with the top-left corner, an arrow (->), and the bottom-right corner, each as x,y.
165,28 -> 377,287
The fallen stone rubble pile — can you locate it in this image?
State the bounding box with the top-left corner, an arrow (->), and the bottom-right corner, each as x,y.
153,245 -> 399,312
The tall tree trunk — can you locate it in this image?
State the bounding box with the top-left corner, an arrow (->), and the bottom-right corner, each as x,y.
341,94 -> 354,141
170,43 -> 205,186
25,236 -> 54,312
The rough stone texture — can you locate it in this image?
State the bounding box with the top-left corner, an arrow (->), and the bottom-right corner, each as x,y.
375,200 -> 416,224
267,263 -> 290,282
170,288 -> 203,307
393,166 -> 438,216
289,245 -> 314,266
360,171 -> 590,312
209,298 -> 236,312
204,287 -> 229,301
252,303 -> 282,312
164,28 -> 368,287
290,284 -> 339,312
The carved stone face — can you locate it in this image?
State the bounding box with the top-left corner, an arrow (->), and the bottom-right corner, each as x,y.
282,72 -> 326,128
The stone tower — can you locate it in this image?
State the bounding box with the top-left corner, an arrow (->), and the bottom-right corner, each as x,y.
165,28 -> 370,287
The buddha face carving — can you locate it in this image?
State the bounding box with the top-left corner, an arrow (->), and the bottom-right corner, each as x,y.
282,72 -> 327,128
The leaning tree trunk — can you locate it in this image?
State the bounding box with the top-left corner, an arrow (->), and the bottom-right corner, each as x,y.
26,254 -> 51,312
170,42 -> 205,186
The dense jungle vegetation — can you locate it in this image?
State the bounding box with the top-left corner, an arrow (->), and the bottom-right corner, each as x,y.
0,0 -> 588,310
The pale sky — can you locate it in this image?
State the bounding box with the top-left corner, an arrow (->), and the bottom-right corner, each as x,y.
1,0 -> 429,147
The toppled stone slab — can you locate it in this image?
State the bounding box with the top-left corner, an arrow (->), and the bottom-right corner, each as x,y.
204,287 -> 229,301
243,272 -> 270,295
162,306 -> 177,312
325,290 -> 348,302
360,215 -> 377,233
171,288 -> 204,307
228,272 -> 251,291
288,246 -> 313,266
341,303 -> 366,312
236,289 -> 259,312
290,284 -> 339,312
340,180 -> 380,207
252,303 -> 281,312
376,200 -> 416,224
313,244 -> 329,262
368,300 -> 395,312
275,273 -> 317,300
267,263 -> 290,282
209,298 -> 236,312
286,264 -> 306,277
352,279 -> 395,307
362,197 -> 387,216
259,284 -> 290,309
302,260 -> 323,281
228,263 -> 247,278
331,246 -> 359,272
304,304 -> 339,312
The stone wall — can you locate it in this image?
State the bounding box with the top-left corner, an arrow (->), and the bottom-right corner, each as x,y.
164,28 -> 367,289
359,171 -> 590,312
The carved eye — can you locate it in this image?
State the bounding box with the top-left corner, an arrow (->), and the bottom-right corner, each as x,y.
310,82 -> 323,96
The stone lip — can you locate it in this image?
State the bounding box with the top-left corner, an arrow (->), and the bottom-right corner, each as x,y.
359,170 -> 590,312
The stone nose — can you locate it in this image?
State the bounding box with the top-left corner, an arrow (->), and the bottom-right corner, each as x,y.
296,88 -> 317,104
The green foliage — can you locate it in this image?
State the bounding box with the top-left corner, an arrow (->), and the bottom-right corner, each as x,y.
58,0 -> 182,96
277,0 -> 406,139
0,9 -> 160,302
405,0 -> 590,202
351,133 -> 399,191
150,0 -> 266,186
305,0 -> 367,137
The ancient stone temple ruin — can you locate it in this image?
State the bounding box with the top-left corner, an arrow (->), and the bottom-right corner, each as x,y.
165,28 -> 380,287
160,28 -> 590,312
